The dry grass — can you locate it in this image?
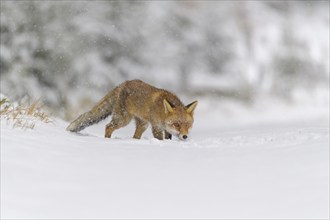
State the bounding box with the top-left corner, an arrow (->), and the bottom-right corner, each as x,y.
0,98 -> 53,130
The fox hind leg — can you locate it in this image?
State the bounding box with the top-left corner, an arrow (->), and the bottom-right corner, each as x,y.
133,117 -> 148,139
105,112 -> 132,138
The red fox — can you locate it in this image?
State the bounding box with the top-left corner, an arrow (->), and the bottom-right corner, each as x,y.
66,80 -> 198,140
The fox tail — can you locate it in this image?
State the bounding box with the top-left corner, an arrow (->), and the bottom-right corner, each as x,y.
66,88 -> 119,132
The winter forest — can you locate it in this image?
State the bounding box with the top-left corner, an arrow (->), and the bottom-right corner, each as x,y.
1,1 -> 329,118
1,1 -> 329,219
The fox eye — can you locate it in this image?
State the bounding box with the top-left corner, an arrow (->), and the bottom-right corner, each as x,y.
172,122 -> 180,128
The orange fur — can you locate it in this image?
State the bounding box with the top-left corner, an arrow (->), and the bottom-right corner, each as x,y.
67,80 -> 197,140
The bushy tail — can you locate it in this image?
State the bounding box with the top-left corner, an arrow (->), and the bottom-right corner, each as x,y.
66,88 -> 119,132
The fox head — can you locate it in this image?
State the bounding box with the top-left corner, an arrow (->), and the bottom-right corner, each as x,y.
163,99 -> 198,140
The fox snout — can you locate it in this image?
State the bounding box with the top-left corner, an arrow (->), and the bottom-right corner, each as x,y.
180,134 -> 188,140
164,125 -> 190,140
178,128 -> 190,140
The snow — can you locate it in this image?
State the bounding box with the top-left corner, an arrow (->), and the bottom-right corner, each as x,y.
1,99 -> 329,219
1,1 -> 329,218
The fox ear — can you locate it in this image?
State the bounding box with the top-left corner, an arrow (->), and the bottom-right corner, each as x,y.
163,99 -> 174,114
186,101 -> 198,114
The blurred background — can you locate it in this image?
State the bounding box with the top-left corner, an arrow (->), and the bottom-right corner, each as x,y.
1,0 -> 329,120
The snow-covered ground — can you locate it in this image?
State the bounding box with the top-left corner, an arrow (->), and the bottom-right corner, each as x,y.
1,98 -> 329,219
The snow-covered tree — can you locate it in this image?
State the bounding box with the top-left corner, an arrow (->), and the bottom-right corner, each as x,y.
0,1 -> 328,117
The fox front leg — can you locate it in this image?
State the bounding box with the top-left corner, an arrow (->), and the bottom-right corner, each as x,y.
133,117 -> 148,139
165,131 -> 172,140
152,126 -> 164,140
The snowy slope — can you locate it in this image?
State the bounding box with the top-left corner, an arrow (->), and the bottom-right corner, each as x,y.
1,100 -> 329,219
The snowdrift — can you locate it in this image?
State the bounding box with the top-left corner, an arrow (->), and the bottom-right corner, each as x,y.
1,100 -> 329,219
